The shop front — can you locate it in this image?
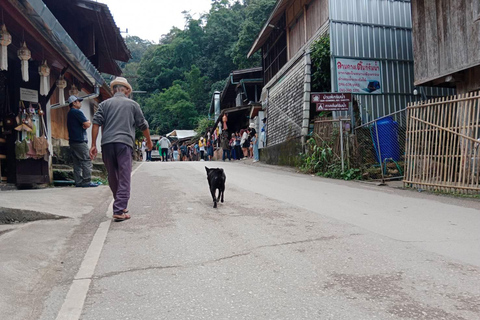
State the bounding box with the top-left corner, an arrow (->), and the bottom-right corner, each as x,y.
0,0 -> 129,188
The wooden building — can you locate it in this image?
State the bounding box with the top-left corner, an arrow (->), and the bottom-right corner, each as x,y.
248,0 -> 442,163
0,0 -> 130,187
209,67 -> 264,136
411,0 -> 480,93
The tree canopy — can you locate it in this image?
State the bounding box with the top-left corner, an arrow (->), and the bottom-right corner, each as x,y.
121,0 -> 276,136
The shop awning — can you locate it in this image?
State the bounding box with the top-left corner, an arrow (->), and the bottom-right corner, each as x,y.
166,130 -> 197,140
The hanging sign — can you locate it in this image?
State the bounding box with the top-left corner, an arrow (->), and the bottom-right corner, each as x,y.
20,88 -> 38,103
312,93 -> 351,111
335,58 -> 382,94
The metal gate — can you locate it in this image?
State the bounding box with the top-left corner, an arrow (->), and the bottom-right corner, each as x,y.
404,92 -> 480,193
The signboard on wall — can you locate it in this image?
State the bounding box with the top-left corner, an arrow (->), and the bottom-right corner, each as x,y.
20,88 -> 38,103
335,58 -> 382,94
312,93 -> 351,111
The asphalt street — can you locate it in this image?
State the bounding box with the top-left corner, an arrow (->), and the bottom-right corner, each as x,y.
2,160 -> 480,319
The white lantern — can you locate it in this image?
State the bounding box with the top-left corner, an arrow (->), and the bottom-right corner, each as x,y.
38,60 -> 50,96
17,41 -> 31,82
56,75 -> 67,105
69,83 -> 79,97
0,25 -> 11,71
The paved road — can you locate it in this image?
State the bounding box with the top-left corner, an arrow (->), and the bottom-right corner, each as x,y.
3,160 -> 480,319
64,161 -> 480,320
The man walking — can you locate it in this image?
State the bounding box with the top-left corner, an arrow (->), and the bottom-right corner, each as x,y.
89,77 -> 152,221
67,95 -> 97,188
158,135 -> 171,162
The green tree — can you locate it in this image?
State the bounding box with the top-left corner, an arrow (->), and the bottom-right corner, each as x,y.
231,0 -> 276,69
182,65 -> 209,115
311,35 -> 331,92
143,84 -> 198,134
202,0 -> 245,80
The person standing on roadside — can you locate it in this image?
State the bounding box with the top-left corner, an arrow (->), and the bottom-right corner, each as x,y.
67,95 -> 98,188
89,77 -> 152,222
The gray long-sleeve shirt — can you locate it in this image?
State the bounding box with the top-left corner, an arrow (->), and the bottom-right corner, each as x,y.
93,92 -> 149,147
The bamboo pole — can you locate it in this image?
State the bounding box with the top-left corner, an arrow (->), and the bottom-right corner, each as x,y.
444,97 -> 453,186
404,104 -> 413,186
451,94 -> 462,187
474,93 -> 480,188
408,95 -> 477,109
440,96 -> 448,192
402,180 -> 480,192
432,98 -> 443,190
412,102 -> 420,186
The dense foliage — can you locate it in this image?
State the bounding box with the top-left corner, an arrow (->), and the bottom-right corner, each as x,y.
121,0 -> 276,136
310,35 -> 331,93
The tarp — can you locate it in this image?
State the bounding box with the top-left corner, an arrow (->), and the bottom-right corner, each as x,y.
166,130 -> 197,140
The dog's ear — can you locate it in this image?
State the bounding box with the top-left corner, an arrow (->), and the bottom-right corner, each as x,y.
205,166 -> 210,173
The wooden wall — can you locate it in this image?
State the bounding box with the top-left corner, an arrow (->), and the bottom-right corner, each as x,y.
287,0 -> 329,58
51,104 -> 69,141
412,0 -> 480,86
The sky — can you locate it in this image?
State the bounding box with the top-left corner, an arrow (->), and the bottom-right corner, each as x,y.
98,0 -> 214,43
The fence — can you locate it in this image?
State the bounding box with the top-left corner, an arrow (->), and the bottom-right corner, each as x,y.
313,118 -> 351,173
404,92 -> 480,194
353,109 -> 407,181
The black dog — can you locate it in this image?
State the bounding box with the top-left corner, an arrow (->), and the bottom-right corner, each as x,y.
205,167 -> 226,208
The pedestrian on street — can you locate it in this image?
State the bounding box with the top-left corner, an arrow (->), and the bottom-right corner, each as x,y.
90,77 -> 152,222
141,138 -> 147,161
158,135 -> 171,162
221,132 -> 231,161
199,137 -> 206,161
66,95 -> 98,188
172,143 -> 179,161
146,141 -> 152,162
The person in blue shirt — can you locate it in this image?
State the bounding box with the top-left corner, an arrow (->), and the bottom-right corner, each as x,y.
67,95 -> 97,188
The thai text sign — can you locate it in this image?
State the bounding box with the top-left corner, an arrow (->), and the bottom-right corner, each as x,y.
312,93 -> 351,111
335,58 -> 382,94
20,88 -> 38,103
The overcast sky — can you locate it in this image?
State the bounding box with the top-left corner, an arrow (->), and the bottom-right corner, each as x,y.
98,0 -> 214,43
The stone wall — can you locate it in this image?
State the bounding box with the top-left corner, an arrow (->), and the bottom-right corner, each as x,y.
266,59 -> 305,146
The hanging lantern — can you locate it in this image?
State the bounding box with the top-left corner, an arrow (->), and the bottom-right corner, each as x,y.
0,24 -> 12,71
69,83 -> 79,97
56,75 -> 67,105
17,41 -> 31,82
38,60 -> 50,96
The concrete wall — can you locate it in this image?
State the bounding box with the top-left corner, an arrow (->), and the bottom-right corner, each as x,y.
259,136 -> 302,167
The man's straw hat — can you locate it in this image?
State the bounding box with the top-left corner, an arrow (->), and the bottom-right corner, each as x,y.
110,76 -> 132,92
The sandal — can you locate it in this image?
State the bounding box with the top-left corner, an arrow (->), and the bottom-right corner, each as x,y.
112,213 -> 131,222
123,209 -> 129,214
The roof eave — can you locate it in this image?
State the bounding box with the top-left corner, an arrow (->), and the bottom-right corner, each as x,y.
18,0 -> 105,86
247,0 -> 287,58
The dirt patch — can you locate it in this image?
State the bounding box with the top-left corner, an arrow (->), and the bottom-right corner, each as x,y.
0,207 -> 67,224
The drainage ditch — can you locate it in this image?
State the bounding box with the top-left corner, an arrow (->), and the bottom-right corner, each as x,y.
0,207 -> 67,224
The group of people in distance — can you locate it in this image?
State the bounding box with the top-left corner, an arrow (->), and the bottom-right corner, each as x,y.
138,125 -> 260,163
221,127 -> 259,162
